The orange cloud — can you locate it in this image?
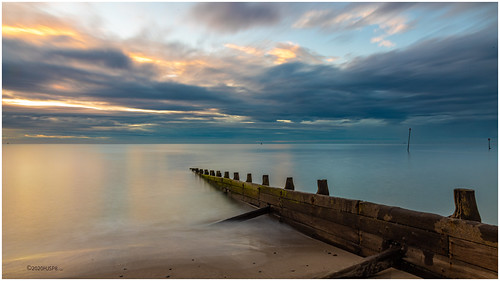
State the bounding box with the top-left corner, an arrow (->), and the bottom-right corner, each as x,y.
2,24 -> 87,48
3,25 -> 78,37
128,52 -> 207,79
224,43 -> 263,56
2,97 -> 247,121
267,43 -> 300,64
24,134 -> 109,139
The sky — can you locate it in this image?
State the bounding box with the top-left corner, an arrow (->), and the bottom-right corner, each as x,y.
2,2 -> 498,144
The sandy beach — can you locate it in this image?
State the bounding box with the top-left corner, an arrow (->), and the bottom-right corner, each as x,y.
4,215 -> 418,279
74,242 -> 418,279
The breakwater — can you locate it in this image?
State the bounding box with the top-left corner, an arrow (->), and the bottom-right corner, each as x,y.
191,168 -> 497,278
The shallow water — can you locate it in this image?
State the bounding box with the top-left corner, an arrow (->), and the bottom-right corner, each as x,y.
3,143 -> 497,277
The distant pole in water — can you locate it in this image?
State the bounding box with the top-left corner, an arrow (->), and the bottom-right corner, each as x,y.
407,128 -> 412,152
488,138 -> 491,150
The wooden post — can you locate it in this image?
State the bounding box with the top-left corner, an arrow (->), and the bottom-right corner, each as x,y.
317,179 -> 329,195
216,171 -> 222,177
234,172 -> 239,181
407,128 -> 411,152
451,188 -> 481,222
224,171 -> 230,178
285,177 -> 295,190
246,173 -> 252,183
262,175 -> 269,186
488,138 -> 491,150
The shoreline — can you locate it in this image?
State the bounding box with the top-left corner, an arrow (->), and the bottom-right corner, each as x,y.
4,217 -> 418,279
72,237 -> 418,279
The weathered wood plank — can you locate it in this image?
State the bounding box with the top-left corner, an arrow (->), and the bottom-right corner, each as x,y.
224,182 -> 243,195
259,192 -> 280,207
217,206 -> 271,223
242,182 -> 260,199
319,245 -> 404,279
197,170 -> 498,279
258,185 -> 283,197
450,237 -> 498,272
312,195 -> 359,214
279,207 -> 359,244
280,198 -> 360,227
358,216 -> 448,255
359,202 -> 443,233
359,231 -> 384,256
280,215 -> 362,255
403,246 -> 498,279
435,217 -> 497,247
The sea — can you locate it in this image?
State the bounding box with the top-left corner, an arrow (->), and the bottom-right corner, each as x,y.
3,143 -> 498,277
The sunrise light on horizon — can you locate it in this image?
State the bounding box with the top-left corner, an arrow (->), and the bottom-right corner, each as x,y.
2,2 -> 498,143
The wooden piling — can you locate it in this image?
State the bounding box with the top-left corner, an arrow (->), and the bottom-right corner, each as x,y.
451,188 -> 481,222
234,172 -> 240,181
407,128 -> 411,152
262,175 -> 269,186
246,173 -> 252,183
216,171 -> 222,177
224,171 -> 230,178
317,179 -> 329,195
192,167 -> 498,279
285,177 -> 295,190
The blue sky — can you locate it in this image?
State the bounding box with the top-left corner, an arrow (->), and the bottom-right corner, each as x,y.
2,2 -> 498,143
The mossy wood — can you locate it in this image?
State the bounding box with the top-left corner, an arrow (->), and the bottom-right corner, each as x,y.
190,168 -> 498,279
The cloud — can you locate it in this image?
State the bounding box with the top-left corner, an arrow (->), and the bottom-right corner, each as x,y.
293,3 -> 414,48
2,3 -> 496,143
370,36 -> 395,47
224,44 -> 263,56
238,27 -> 497,124
49,48 -> 131,69
293,3 -> 411,33
189,2 -> 282,33
24,134 -> 109,139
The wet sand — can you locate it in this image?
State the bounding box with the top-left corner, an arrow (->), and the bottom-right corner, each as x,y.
73,241 -> 417,279
73,221 -> 417,279
4,216 -> 418,279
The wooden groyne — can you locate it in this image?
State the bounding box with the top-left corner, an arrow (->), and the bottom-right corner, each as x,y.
191,168 -> 497,279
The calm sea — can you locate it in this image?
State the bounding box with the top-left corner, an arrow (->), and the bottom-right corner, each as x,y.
3,143 -> 497,277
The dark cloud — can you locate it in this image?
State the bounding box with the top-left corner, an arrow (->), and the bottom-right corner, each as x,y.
231,27 -> 497,124
189,2 -> 282,33
2,13 -> 497,143
3,38 -> 238,109
48,48 -> 131,69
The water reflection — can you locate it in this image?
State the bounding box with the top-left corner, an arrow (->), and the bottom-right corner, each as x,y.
3,143 -> 497,278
